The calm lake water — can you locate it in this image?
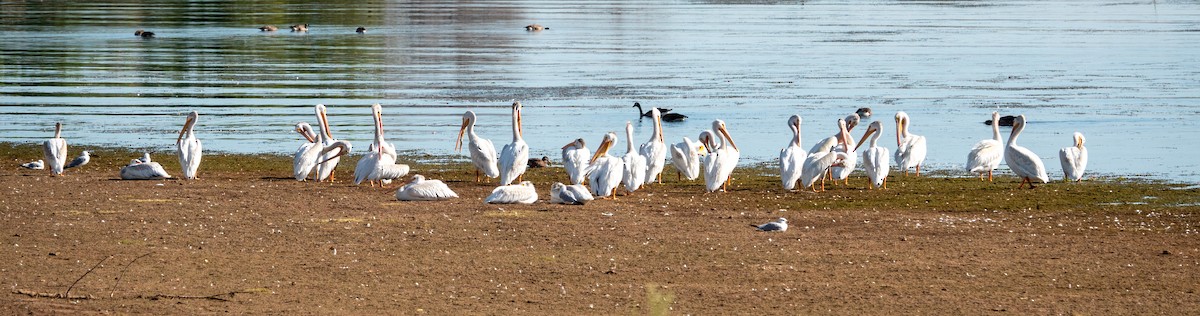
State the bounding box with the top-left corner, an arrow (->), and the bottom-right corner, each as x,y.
2,1 -> 1198,182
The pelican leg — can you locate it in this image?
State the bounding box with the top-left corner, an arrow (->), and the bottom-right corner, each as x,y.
611,188 -> 618,200
676,170 -> 681,182
475,169 -> 480,183
915,165 -> 921,177
988,170 -> 993,182
1015,177 -> 1028,190
882,178 -> 888,190
518,174 -> 523,183
657,173 -> 662,184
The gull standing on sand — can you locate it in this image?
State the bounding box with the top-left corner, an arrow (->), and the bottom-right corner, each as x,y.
780,115 -> 806,191
498,101 -> 529,185
669,135 -> 704,182
314,104 -> 342,182
64,150 -> 92,170
586,132 -> 624,198
485,181 -> 538,204
1059,132 -> 1088,182
561,138 -> 590,185
966,111 -> 1005,181
1005,115 -> 1049,189
395,175 -> 458,201
855,121 -> 890,189
43,122 -> 68,176
894,111 -> 927,176
456,110 -> 500,183
550,182 -> 594,205
293,122 -> 321,181
702,119 -> 740,192
176,111 -> 202,180
621,122 -> 647,193
640,108 -> 667,184
751,218 -> 788,232
21,160 -> 44,170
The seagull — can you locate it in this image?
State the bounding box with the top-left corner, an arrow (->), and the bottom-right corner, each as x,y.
135,152 -> 152,164
64,150 -> 92,170
750,218 -> 788,232
550,182 -> 594,205
20,160 -> 44,170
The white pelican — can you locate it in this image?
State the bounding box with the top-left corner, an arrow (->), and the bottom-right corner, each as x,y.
456,110 -> 500,183
485,181 -> 538,204
1004,115 -> 1049,189
894,111 -> 927,176
176,111 -> 202,180
355,104 -> 409,186
395,175 -> 459,201
498,101 -> 529,185
135,152 -> 152,164
21,160 -> 44,170
316,140 -> 354,172
830,114 -> 860,185
801,119 -> 851,192
779,115 -> 806,191
809,114 -> 859,155
550,182 -> 594,205
640,108 -> 667,184
314,104 -> 341,182
65,150 -> 92,170
622,122 -> 647,193
966,111 -> 1004,181
586,132 -> 624,198
42,122 -> 68,176
560,138 -> 590,185
1059,132 -> 1088,182
855,121 -> 890,189
293,122 -> 321,181
669,136 -> 705,181
120,160 -> 171,180
750,218 -> 788,232
702,119 -> 739,192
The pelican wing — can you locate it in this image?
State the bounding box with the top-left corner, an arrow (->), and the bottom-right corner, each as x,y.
43,138 -> 67,175
639,140 -> 666,184
120,162 -> 172,180
895,135 -> 926,170
587,156 -> 624,197
471,137 -> 501,178
864,147 -> 890,188
562,146 -> 591,185
779,145 -> 806,190
1006,145 -> 1048,183
1059,146 -> 1087,181
396,179 -> 458,201
966,139 -> 1004,173
831,145 -> 857,181
177,137 -> 202,179
801,152 -> 837,188
498,141 -> 529,185
621,152 -> 647,192
485,184 -> 537,204
293,142 -> 321,181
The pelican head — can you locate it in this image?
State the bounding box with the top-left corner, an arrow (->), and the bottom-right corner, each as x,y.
457,111 -> 477,152
177,111 -> 198,144
315,104 -> 333,140
788,115 -> 802,145
712,119 -> 738,152
562,138 -> 586,150
698,130 -> 717,153
318,140 -> 353,164
589,132 -> 617,164
513,100 -> 524,138
853,120 -> 883,152
372,103 -> 384,139
1072,132 -> 1086,149
53,122 -> 63,138
894,111 -> 909,146
836,118 -> 851,149
845,113 -> 861,132
295,122 -> 316,143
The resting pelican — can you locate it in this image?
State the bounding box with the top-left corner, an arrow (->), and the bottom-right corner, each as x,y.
120,160 -> 171,180
176,111 -> 202,180
1005,115 -> 1048,189
561,138 -> 590,185
550,182 -> 594,205
65,150 -> 92,170
485,181 -> 538,204
587,132 -> 623,198
292,122 -> 321,181
669,136 -> 705,181
21,160 -> 44,170
702,119 -> 740,192
43,122 -> 68,176
456,110 -> 500,183
779,115 -> 806,191
855,121 -> 890,189
395,175 -> 459,201
640,109 -> 667,184
355,104 -> 409,186
1059,132 -> 1088,182
894,111 -> 927,176
621,122 -> 648,193
314,104 -> 341,182
966,111 -> 1005,181
801,119 -> 851,192
751,218 -> 788,232
498,101 -> 529,185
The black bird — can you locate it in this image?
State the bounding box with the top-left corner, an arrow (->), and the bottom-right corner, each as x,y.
855,107 -> 872,118
633,102 -> 688,122
527,156 -> 550,168
134,29 -> 155,38
355,26 -> 367,34
985,115 -> 1017,126
291,24 -> 308,32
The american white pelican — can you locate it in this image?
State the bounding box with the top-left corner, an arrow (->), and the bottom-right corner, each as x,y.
966,111 -> 1004,181
43,122 -> 68,176
669,136 -> 705,181
587,132 -> 623,198
751,218 -> 788,232
1059,132 -> 1088,182
355,104 -> 409,186
809,114 -> 857,155
456,110 -> 500,183
485,181 -> 538,204
779,115 -> 806,191
621,122 -> 648,193
395,175 -> 459,201
498,101 -> 530,185
293,122 -> 321,181
632,102 -> 687,122
135,152 -> 152,164
830,114 -> 861,185
550,182 -> 594,205
176,111 -> 202,180
528,156 -> 550,168
894,111 -> 927,176
855,121 -> 890,189
702,119 -> 740,192
1004,115 -> 1048,189
120,161 -> 171,180
561,138 -> 590,185
21,160 -> 44,170
314,104 -> 341,182
317,140 -> 354,169
65,150 -> 92,170
801,119 -> 852,192
640,108 -> 667,184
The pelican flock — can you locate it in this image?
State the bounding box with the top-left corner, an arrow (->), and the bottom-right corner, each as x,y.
176,111 -> 202,180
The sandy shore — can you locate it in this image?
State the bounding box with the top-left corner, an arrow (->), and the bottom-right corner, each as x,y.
1,143 -> 1198,314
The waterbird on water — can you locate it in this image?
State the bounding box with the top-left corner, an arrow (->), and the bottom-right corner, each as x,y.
856,107 -> 872,118
291,24 -> 308,32
134,30 -> 155,38
356,27 -> 367,34
259,25 -> 278,32
633,102 -> 687,122
985,115 -> 1017,126
525,24 -> 549,31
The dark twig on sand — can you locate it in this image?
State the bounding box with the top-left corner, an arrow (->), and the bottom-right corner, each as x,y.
111,252 -> 153,298
66,254 -> 113,298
